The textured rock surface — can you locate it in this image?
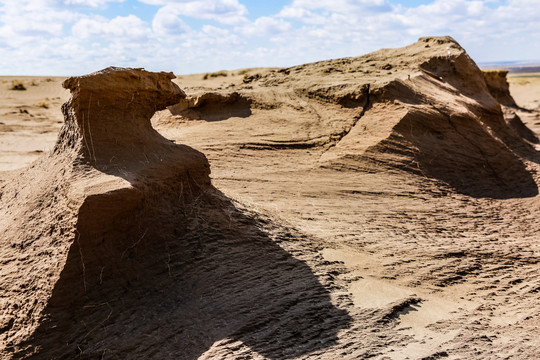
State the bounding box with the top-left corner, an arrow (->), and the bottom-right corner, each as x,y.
482,69 -> 517,106
0,67 -> 207,356
157,36 -> 538,199
152,36 -> 540,359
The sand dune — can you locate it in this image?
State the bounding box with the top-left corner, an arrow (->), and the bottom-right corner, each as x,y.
1,37 -> 539,359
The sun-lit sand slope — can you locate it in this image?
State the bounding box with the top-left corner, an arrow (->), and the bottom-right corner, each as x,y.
508,71 -> 540,136
1,36 -> 539,359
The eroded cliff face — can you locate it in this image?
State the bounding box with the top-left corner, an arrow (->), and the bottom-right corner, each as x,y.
2,38 -> 540,360
482,69 -> 540,145
146,37 -> 540,359
158,36 -> 538,198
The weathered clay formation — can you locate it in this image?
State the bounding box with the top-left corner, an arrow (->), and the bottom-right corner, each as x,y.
161,36 -> 539,198
0,67 -> 349,359
0,67 -> 208,354
2,37 -> 539,359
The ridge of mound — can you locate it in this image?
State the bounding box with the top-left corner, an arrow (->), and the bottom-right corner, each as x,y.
0,68 -> 349,358
159,36 -> 539,198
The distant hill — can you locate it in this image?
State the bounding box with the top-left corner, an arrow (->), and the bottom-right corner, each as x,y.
479,60 -> 540,73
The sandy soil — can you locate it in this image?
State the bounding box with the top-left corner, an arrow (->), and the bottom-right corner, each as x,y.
0,77 -> 67,172
0,40 -> 539,359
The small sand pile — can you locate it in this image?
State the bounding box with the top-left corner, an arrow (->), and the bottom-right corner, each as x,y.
0,68 -> 349,358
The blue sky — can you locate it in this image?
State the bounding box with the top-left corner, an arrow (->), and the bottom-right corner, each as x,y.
0,0 -> 539,76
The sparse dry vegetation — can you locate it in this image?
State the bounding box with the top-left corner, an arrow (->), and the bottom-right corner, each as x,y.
10,81 -> 26,91
37,101 -> 49,109
202,70 -> 228,80
508,72 -> 540,86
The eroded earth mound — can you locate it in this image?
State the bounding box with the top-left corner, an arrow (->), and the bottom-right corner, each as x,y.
157,36 -> 539,198
1,37 -> 539,359
0,68 -> 351,359
151,36 -> 540,359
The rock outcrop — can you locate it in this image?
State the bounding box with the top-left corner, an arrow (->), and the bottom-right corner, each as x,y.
482,69 -> 540,144
2,37 -> 539,360
0,68 -> 349,359
159,36 -> 539,198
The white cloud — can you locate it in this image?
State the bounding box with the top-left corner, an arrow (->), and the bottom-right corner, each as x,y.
196,24 -> 243,48
1,0 -> 540,76
142,0 -> 248,24
238,16 -> 291,37
62,0 -> 125,8
0,1 -> 79,45
271,0 -> 540,65
72,14 -> 151,40
279,7 -> 327,25
280,0 -> 393,16
152,5 -> 191,36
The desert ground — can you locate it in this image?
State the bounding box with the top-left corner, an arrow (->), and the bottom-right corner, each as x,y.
0,37 -> 539,359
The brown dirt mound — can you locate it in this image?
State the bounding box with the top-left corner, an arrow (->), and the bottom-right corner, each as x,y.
0,68 -> 350,358
2,38 -> 540,360
157,36 -> 539,199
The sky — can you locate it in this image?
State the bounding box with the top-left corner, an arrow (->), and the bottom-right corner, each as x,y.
0,0 -> 539,76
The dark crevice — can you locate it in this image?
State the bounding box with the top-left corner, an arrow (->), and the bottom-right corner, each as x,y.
378,297 -> 422,323
241,136 -> 330,150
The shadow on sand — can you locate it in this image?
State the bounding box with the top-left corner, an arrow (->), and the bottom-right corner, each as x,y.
18,183 -> 351,359
393,110 -> 539,199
